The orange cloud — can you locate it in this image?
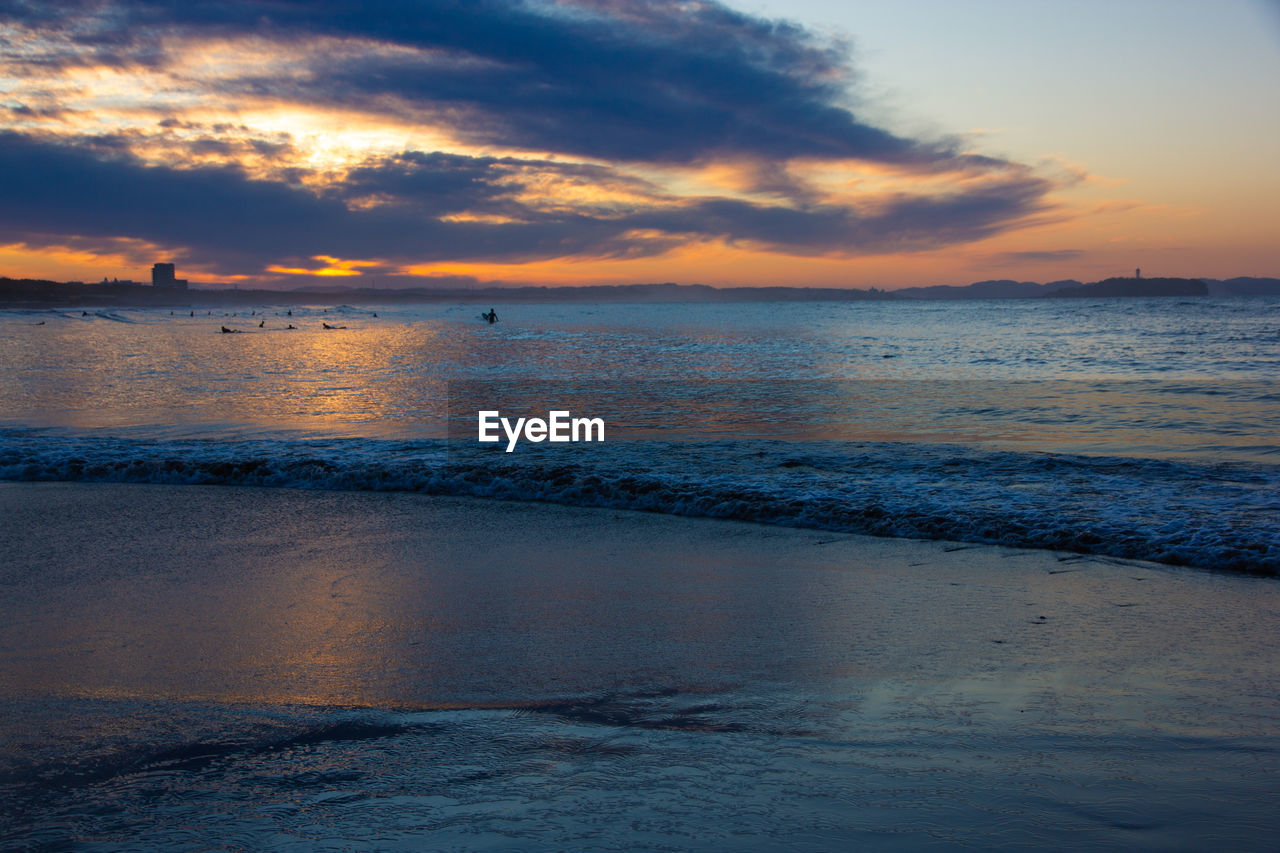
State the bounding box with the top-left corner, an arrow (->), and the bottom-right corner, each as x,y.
266,255 -> 380,277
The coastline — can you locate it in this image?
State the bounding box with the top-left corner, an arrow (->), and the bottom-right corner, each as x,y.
5,277 -> 1278,309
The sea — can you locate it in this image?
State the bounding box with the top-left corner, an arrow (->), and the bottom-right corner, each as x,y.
2,297 -> 1277,574
1,296 -> 1278,850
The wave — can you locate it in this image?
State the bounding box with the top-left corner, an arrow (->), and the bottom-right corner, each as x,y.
1,430 -> 1276,575
91,310 -> 144,323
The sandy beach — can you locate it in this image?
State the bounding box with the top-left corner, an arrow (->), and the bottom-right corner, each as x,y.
2,481 -> 1277,849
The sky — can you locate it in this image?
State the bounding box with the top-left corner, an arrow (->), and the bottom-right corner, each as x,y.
1,0 -> 1277,290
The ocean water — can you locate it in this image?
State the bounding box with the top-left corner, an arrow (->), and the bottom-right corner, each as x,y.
2,296 -> 1279,850
1,297 -> 1277,574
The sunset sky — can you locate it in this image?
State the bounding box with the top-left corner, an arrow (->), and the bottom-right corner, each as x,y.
2,0 -> 1277,289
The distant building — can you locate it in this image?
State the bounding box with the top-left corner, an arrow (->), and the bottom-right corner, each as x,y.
151,262 -> 189,289
1136,268 -> 1141,279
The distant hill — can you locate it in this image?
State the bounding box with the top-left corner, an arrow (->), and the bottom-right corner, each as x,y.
1046,277 -> 1208,298
890,277 -> 1280,300
894,279 -> 1081,299
1202,277 -> 1280,297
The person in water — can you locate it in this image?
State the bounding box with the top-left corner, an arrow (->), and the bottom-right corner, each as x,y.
485,308 -> 498,324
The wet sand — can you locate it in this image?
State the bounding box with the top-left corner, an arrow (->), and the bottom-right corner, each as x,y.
0,481 -> 1272,709
2,482 -> 1278,849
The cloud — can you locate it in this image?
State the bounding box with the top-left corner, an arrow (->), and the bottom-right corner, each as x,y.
627,170 -> 1054,254
0,131 -> 684,272
987,249 -> 1084,265
6,0 -> 960,166
0,0 -> 1061,278
0,130 -> 1052,272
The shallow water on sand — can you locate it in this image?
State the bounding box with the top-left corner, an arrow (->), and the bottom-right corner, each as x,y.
2,484 -> 1277,850
6,691 -> 1276,851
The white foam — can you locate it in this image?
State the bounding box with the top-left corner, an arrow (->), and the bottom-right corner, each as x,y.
1,430 -> 1275,574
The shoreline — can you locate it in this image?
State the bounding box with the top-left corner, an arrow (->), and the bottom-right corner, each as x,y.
2,429 -> 1276,576
3,481 -> 1278,849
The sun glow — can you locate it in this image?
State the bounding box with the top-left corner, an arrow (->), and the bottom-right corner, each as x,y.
266,256 -> 380,277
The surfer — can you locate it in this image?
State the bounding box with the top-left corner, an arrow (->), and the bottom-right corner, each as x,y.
220,326 -> 240,334
322,322 -> 347,329
484,308 -> 498,324
259,320 -> 265,328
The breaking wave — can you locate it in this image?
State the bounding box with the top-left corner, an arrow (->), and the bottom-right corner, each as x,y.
1,430 -> 1276,575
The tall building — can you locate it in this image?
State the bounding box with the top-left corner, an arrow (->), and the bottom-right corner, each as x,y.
151,262 -> 188,289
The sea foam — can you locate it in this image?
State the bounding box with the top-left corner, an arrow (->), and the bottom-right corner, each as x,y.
2,430 -> 1275,575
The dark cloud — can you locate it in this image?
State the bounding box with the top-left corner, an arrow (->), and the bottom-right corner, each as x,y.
338,151 -> 660,219
0,131 -> 1051,273
0,131 -> 678,272
628,174 -> 1052,255
339,152 -> 525,217
5,103 -> 68,119
0,1 -> 1060,275
6,0 -> 956,166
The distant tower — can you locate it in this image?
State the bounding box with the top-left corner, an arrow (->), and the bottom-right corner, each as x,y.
151,262 -> 188,289
152,262 -> 176,286
1135,267 -> 1141,279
